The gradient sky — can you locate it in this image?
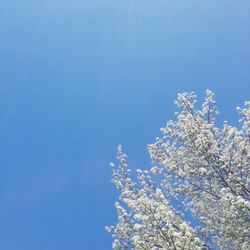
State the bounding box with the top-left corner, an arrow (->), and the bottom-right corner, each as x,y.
0,1 -> 250,249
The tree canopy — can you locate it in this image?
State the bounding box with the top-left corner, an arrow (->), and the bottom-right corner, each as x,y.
106,90 -> 250,250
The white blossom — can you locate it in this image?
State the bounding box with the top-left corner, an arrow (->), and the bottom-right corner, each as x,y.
107,91 -> 250,250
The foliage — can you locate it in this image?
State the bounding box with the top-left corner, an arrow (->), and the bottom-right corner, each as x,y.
106,90 -> 250,250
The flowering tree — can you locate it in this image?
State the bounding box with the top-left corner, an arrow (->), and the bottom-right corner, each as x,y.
106,90 -> 250,250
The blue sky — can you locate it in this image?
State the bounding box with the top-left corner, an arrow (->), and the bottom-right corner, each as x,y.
0,1 -> 249,249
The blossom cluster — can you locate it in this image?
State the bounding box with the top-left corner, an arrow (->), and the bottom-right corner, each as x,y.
107,91 -> 250,249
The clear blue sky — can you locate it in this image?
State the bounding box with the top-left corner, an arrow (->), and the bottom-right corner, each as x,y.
0,1 -> 249,249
